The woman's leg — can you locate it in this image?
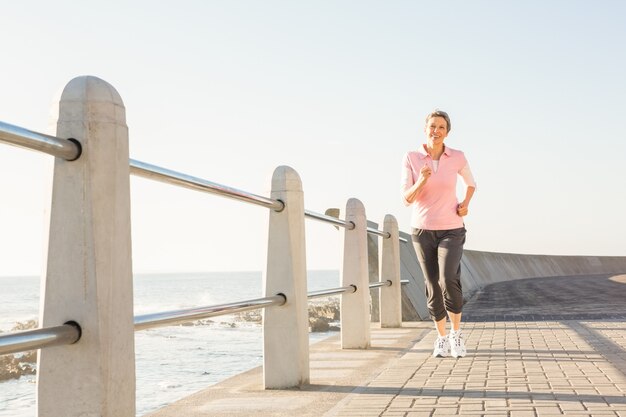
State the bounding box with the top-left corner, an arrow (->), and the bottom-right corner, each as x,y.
448,311 -> 462,332
438,227 -> 467,357
413,229 -> 453,357
438,227 -> 466,319
412,229 -> 447,333
435,316 -> 448,336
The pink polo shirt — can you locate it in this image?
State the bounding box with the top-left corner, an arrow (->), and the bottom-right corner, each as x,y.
401,145 -> 476,230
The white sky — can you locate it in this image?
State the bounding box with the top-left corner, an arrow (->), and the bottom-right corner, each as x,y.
1,1 -> 625,276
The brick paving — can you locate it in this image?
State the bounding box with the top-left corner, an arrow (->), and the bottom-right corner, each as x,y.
151,274 -> 626,417
326,274 -> 626,417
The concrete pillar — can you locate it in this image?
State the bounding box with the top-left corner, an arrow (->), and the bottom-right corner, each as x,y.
380,215 -> 402,327
367,220 -> 380,323
38,76 -> 135,416
263,166 -> 309,388
340,198 -> 370,349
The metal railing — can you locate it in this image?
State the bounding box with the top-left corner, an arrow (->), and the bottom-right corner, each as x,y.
369,280 -> 392,289
304,209 -> 355,230
134,294 -> 287,331
307,285 -> 357,300
130,159 -> 405,241
130,159 -> 285,212
0,279 -> 410,355
0,114 -> 411,393
304,209 -> 408,243
0,322 -> 81,356
0,120 -> 81,161
0,119 -> 406,242
135,279 -> 408,331
0,77 -> 414,413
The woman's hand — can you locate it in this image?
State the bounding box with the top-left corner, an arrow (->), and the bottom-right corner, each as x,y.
457,186 -> 475,217
403,164 -> 433,205
418,164 -> 432,186
457,201 -> 469,217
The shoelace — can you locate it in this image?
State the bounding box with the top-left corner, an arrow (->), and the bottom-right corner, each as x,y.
451,332 -> 463,347
436,337 -> 447,350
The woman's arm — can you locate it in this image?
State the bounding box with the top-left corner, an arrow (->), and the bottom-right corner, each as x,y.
457,186 -> 475,216
456,163 -> 476,216
403,164 -> 432,205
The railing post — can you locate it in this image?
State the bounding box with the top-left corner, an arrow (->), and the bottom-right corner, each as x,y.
380,214 -> 402,327
38,76 -> 135,416
367,220 -> 380,323
341,198 -> 370,348
263,165 -> 309,388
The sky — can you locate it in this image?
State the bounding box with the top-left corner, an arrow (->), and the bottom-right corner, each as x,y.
1,1 -> 625,276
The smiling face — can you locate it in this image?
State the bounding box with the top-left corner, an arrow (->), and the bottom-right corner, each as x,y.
424,116 -> 449,148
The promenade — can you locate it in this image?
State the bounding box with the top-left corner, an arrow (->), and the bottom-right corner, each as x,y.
149,273 -> 626,417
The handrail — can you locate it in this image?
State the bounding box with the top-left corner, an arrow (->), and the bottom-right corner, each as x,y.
0,323 -> 81,356
130,159 -> 285,212
0,120 -> 408,243
129,160 -> 408,242
134,294 -> 287,331
0,78 -> 417,408
0,279 -> 412,354
368,280 -> 393,289
137,279 -> 410,330
307,285 -> 357,300
136,278 -> 411,330
304,209 -> 408,243
0,120 -> 81,161
367,228 -> 391,239
304,209 -> 355,230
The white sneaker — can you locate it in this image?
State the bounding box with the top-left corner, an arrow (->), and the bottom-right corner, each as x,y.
433,335 -> 450,358
449,330 -> 467,358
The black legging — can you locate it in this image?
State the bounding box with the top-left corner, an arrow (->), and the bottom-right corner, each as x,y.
412,227 -> 466,321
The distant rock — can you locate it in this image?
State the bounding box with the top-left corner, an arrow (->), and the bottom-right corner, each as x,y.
308,298 -> 340,332
309,318 -> 330,332
1,320 -> 38,381
11,320 -> 38,331
235,310 -> 262,323
234,298 -> 341,332
0,353 -> 36,381
308,299 -> 340,322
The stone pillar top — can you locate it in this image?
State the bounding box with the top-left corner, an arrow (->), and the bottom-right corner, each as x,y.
50,76 -> 126,128
271,165 -> 302,192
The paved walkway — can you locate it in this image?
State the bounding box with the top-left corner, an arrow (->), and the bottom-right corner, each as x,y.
149,274 -> 626,417
463,274 -> 626,322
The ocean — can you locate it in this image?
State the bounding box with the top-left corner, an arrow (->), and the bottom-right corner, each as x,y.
0,270 -> 340,416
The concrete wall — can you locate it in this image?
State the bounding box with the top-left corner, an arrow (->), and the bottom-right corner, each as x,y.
399,233 -> 626,321
461,249 -> 626,298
